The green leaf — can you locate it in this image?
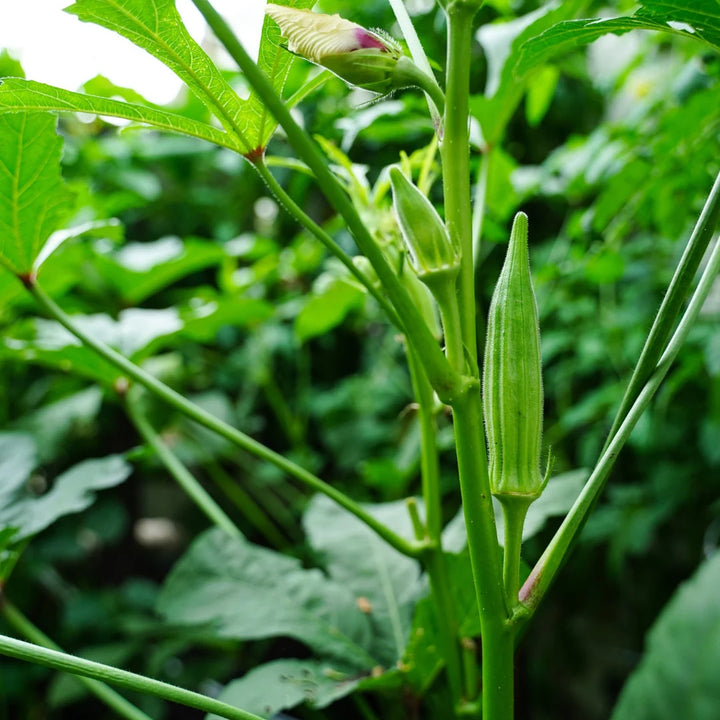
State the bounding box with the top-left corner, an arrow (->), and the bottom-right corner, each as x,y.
0,436 -> 132,542
295,278 -> 365,341
611,551 -> 720,720
0,50 -> 25,79
0,78 -> 242,152
0,113 -> 74,275
303,495 -> 424,667
516,1 -> 720,80
635,0 -> 720,50
471,1 -> 580,145
65,0 -> 252,151
157,528 -> 376,669
92,235 -> 226,304
208,659 -> 359,720
525,64 -> 560,127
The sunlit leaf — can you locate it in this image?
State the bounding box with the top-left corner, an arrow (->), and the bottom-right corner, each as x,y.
0,78 -> 242,152
471,1 -> 580,145
65,0 -> 252,151
0,113 -> 74,275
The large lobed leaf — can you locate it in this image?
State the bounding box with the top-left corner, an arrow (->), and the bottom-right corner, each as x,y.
65,0 -> 253,151
611,551 -> 720,720
62,0 -> 319,155
475,0 -> 720,145
0,113 -> 74,275
157,527 -> 377,669
1,2 -> 322,158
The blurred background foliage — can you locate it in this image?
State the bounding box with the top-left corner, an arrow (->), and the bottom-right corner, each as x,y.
1,0 -> 719,718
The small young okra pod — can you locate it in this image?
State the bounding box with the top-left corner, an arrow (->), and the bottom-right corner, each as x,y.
483,212 -> 545,501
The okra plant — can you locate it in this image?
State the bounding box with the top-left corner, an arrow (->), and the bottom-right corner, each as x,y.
1,1 -> 719,719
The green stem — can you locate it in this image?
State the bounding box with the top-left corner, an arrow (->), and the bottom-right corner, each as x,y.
460,636 -> 479,702
0,600 -> 152,720
203,460 -> 291,548
125,391 -> 242,539
407,351 -> 463,709
520,218 -> 720,618
408,350 -> 443,540
387,0 -> 443,124
499,499 -> 531,611
452,387 -> 514,720
441,6 -> 515,716
353,693 -> 381,720
25,280 -> 424,560
406,497 -> 426,540
425,550 -> 464,710
0,634 -> 262,720
395,56 -> 446,116
603,169 -> 720,452
261,369 -> 305,449
204,452 -> 300,544
442,4 -> 477,369
434,277 -> 465,375
191,0 -> 462,404
253,159 -> 401,327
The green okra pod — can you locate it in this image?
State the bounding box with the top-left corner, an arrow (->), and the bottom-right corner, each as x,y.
483,211 -> 545,502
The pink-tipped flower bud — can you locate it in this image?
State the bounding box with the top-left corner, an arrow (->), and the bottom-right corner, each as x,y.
266,5 -> 432,96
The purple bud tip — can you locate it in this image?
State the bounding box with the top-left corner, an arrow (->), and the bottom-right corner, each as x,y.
354,28 -> 388,51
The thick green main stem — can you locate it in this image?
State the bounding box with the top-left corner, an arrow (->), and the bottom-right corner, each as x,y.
25,281 -> 423,560
453,388 -> 513,720
442,4 -> 478,368
192,0 -> 461,404
0,601 -> 152,720
441,5 -> 515,718
0,634 -> 262,720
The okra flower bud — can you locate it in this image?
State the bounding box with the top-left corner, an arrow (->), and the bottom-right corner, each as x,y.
483,212 -> 545,501
389,167 -> 459,291
266,5 -> 436,97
